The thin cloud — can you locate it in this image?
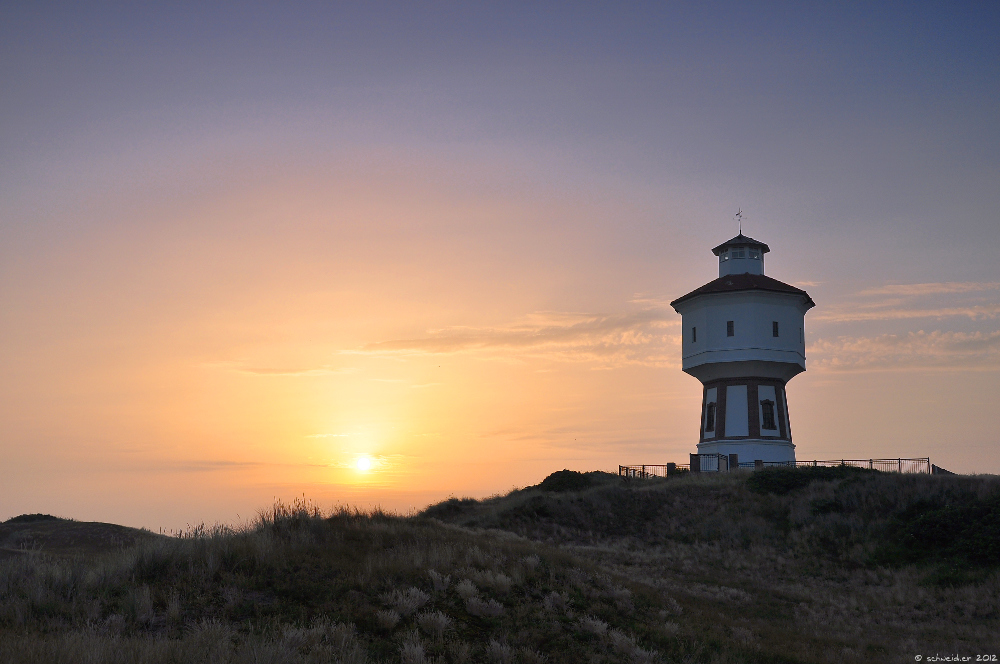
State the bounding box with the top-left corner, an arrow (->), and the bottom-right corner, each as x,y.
858,282 -> 1000,297
165,460 -> 263,472
211,362 -> 355,377
817,304 -> 1000,322
818,282 -> 1000,322
350,308 -> 682,368
810,330 -> 1000,371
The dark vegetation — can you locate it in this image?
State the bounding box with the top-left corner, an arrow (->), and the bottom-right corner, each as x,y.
4,514 -> 62,524
537,470 -> 598,493
874,491 -> 1000,583
1,468 -> 998,662
745,465 -> 877,495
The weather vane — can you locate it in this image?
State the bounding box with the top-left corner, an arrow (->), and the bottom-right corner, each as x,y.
735,208 -> 743,235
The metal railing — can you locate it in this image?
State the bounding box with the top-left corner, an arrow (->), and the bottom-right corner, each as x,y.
758,458 -> 931,474
622,457 -> 932,477
619,464 -> 689,478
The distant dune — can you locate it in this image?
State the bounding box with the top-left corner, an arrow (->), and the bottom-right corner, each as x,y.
0,514 -> 161,559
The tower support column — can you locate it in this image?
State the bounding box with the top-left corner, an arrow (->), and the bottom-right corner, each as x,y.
696,376 -> 795,463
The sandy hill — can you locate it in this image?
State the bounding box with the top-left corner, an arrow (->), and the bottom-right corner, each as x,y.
0,468 -> 997,663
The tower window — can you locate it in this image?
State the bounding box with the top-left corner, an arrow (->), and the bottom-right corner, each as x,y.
760,399 -> 776,430
772,321 -> 779,337
705,403 -> 716,432
719,250 -> 729,262
692,326 -> 697,342
749,249 -> 760,259
732,248 -> 745,259
727,321 -> 734,337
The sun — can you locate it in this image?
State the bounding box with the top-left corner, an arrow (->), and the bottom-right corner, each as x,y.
355,456 -> 373,472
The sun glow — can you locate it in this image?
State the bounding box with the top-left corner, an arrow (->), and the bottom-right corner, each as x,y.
355,456 -> 373,472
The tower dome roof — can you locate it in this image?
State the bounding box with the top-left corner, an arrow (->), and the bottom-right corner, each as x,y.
669,273 -> 814,310
711,233 -> 770,256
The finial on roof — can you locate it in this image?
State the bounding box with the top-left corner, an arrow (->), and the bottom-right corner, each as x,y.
736,208 -> 742,235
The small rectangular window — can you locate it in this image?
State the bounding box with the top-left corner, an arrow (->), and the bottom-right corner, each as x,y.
749,249 -> 760,259
705,402 -> 716,432
772,321 -> 779,337
719,251 -> 729,262
732,249 -> 745,259
692,326 -> 697,342
727,321 -> 734,337
799,327 -> 803,343
760,400 -> 776,430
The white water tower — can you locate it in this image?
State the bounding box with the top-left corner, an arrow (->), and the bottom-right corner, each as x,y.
670,233 -> 814,463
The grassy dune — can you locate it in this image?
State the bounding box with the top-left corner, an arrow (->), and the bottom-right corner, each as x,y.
0,469 -> 998,662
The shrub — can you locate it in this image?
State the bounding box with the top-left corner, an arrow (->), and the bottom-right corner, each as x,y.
428,569 -> 450,593
380,588 -> 430,617
543,591 -> 567,612
538,470 -> 594,492
3,515 -> 62,524
455,579 -> 478,600
746,465 -> 876,495
486,639 -> 515,664
375,609 -> 400,630
466,597 -> 504,618
578,615 -> 608,635
874,493 -> 1000,571
422,497 -> 479,519
399,638 -> 426,664
416,610 -> 452,640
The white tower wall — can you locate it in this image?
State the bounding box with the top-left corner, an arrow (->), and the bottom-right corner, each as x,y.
680,291 -> 808,381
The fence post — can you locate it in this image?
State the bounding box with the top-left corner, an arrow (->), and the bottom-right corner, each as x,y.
754,459 -> 763,470
898,458 -> 901,473
729,453 -> 738,471
690,453 -> 700,473
667,462 -> 676,475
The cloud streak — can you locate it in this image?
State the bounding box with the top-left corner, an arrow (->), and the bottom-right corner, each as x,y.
810,330 -> 1000,371
212,363 -> 353,377
858,282 -> 1000,297
818,281 -> 1000,322
352,309 -> 681,367
816,304 -> 1000,322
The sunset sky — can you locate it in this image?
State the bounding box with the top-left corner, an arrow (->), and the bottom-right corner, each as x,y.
2,3 -> 999,530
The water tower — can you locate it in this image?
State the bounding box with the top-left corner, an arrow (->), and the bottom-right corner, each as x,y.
670,233 -> 814,463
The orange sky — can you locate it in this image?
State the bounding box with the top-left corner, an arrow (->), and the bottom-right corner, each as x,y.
2,4 -> 998,529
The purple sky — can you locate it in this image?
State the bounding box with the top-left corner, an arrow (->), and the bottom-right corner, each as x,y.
2,3 -> 998,528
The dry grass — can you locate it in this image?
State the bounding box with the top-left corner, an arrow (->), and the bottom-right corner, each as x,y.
0,499 -> 693,663
428,469 -> 1000,661
2,471 -> 998,662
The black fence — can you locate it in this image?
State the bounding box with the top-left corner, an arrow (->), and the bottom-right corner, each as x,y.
620,456 -> 934,478
619,464 -> 689,479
